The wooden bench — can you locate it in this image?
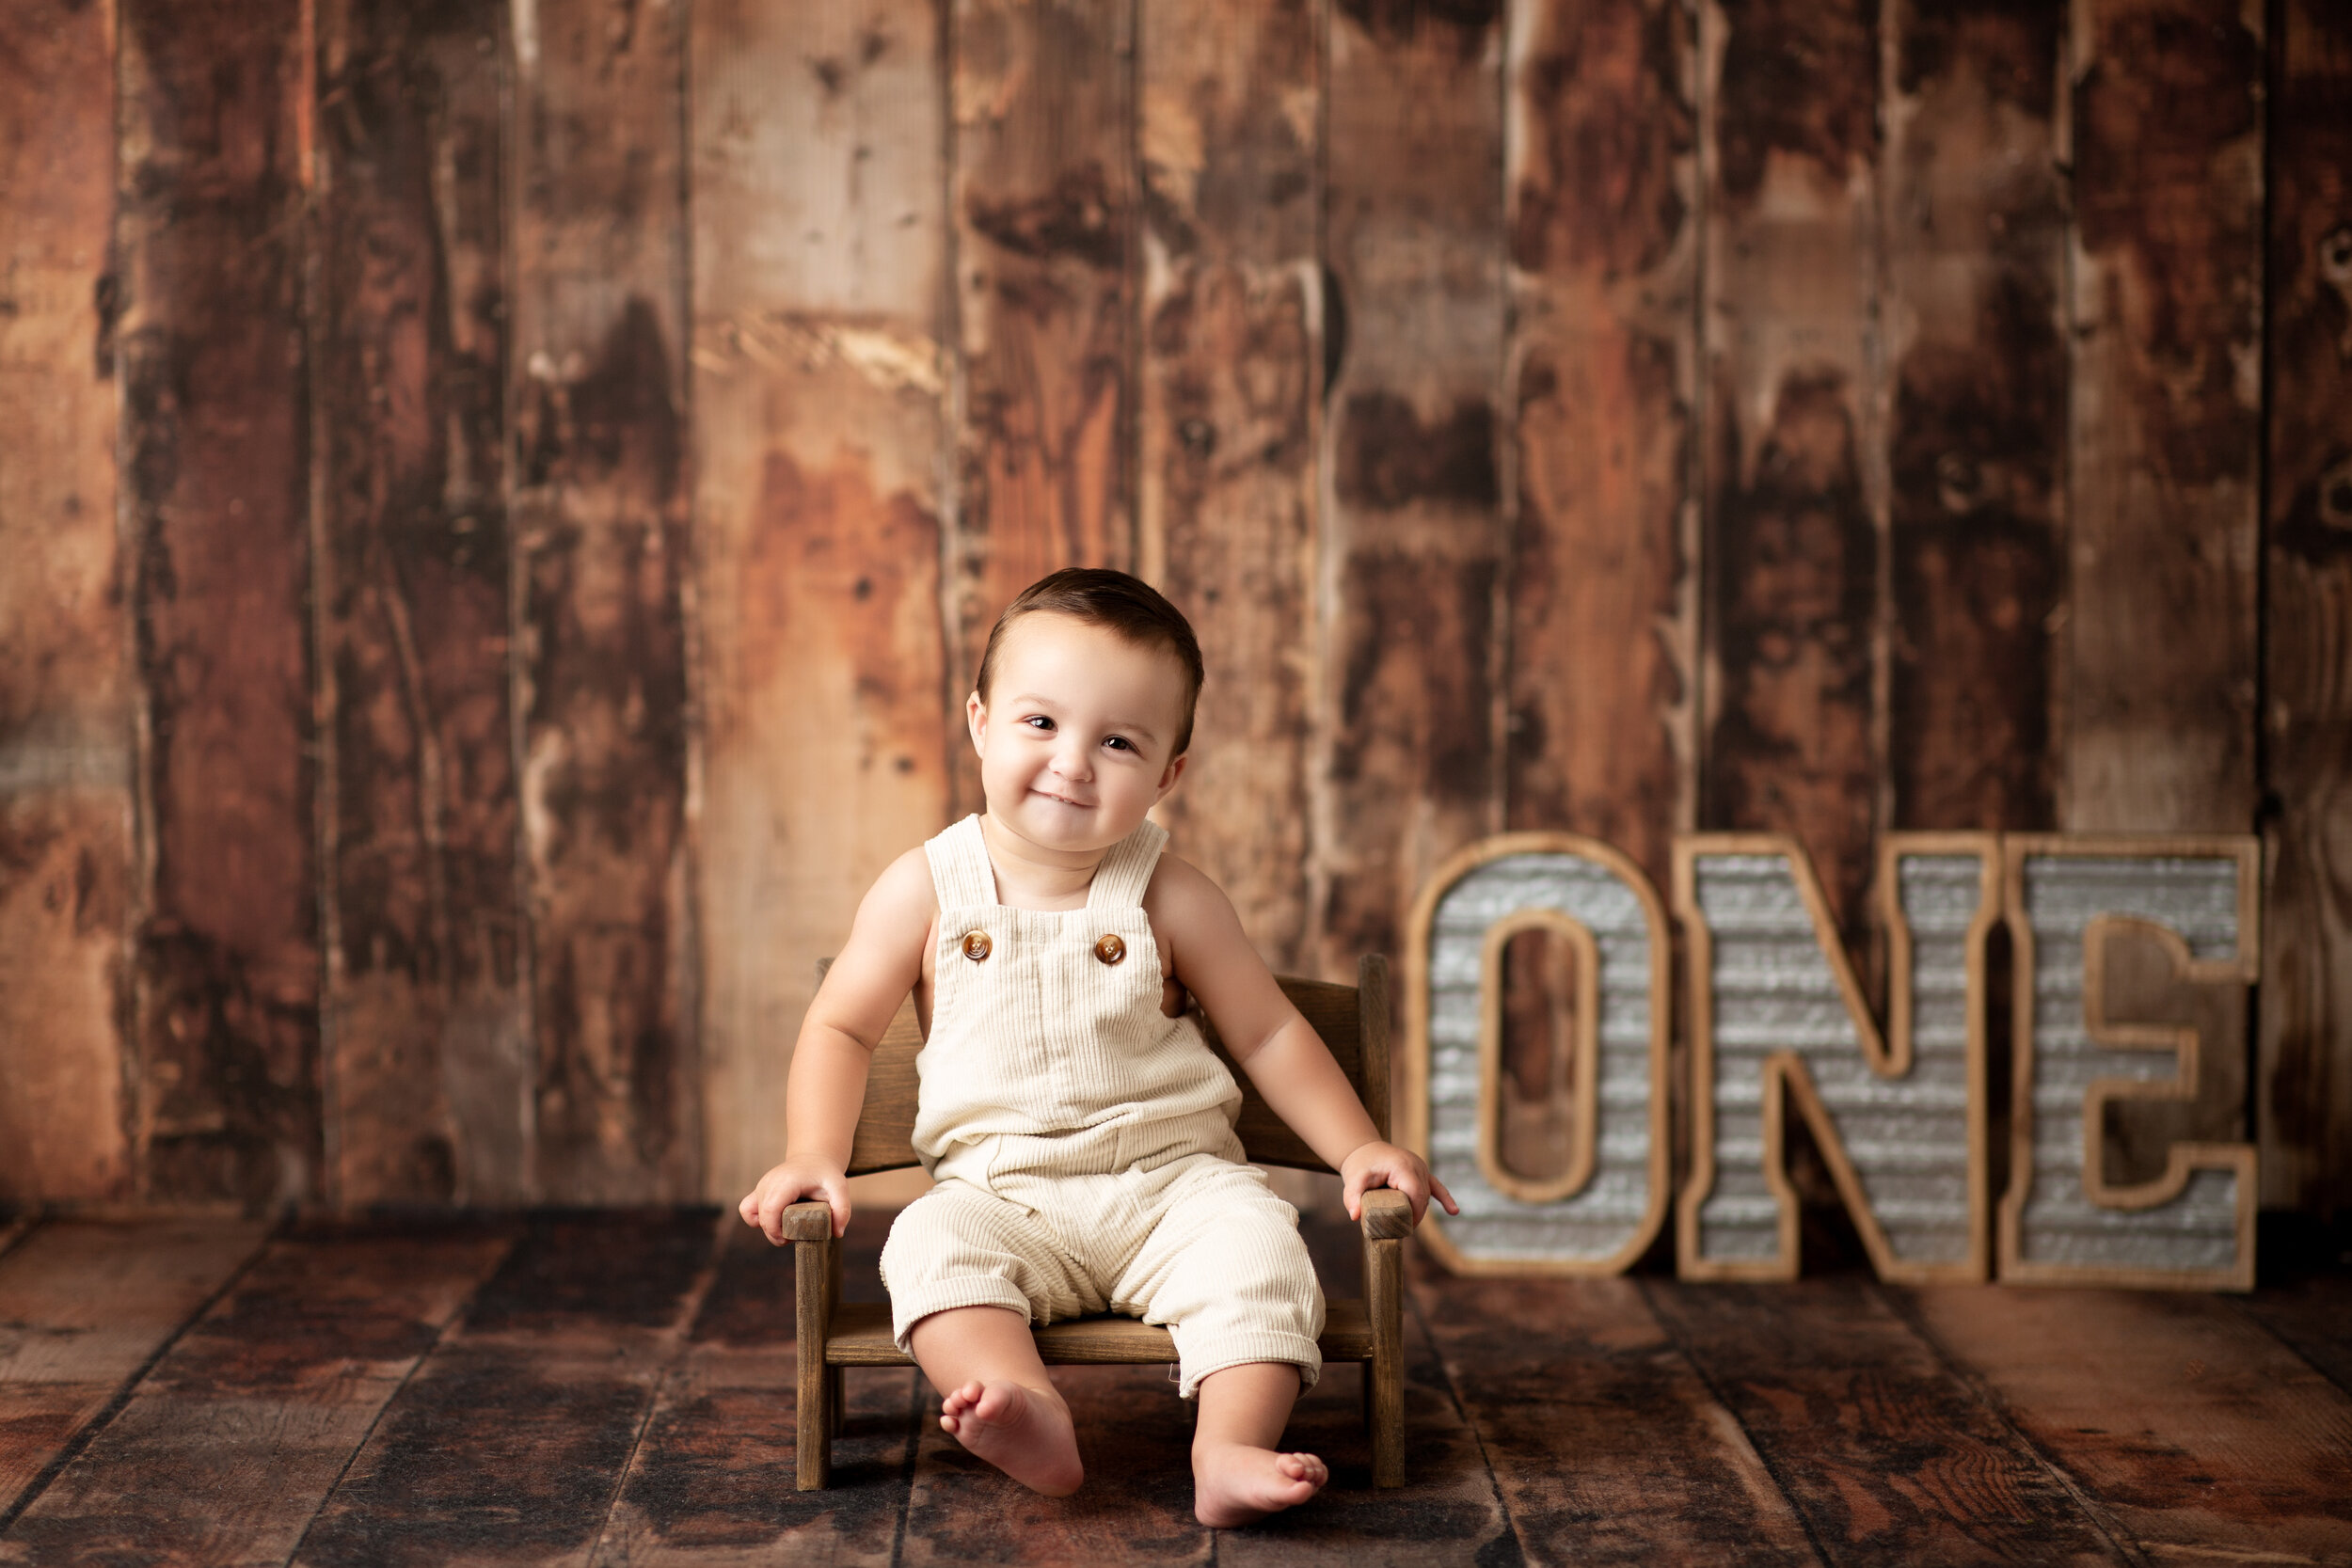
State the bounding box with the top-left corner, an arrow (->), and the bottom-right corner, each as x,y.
782,954 -> 1416,1489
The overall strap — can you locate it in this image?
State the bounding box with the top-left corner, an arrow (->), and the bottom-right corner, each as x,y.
1087,818 -> 1168,910
924,815 -> 997,909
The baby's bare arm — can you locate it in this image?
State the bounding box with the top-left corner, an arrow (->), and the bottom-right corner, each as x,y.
740,847 -> 933,1242
1149,857 -> 1457,1224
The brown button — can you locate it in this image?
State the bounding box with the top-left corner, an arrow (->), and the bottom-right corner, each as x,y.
961,930 -> 993,962
1094,933 -> 1127,965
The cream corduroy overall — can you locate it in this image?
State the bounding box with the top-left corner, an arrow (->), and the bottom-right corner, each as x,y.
879,815 -> 1325,1397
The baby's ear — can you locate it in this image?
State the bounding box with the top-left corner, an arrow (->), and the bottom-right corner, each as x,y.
965,689 -> 987,752
1155,751 -> 1188,796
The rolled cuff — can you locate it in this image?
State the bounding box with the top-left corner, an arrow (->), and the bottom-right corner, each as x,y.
889,1277 -> 1035,1354
1170,1330 -> 1324,1401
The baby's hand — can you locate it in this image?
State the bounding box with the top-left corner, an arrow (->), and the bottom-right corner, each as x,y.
1338,1141 -> 1458,1227
739,1156 -> 851,1243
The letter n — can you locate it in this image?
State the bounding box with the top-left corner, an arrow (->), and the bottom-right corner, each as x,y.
1676,833 -> 2000,1283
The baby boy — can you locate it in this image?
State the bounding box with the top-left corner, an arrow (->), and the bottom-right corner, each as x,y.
740,568 -> 1455,1527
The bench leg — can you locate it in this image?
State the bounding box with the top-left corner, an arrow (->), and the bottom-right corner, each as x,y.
796,1235 -> 834,1489
826,1243 -> 846,1437
1364,1233 -> 1404,1487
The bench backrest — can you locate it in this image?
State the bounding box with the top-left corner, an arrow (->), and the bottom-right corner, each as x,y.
832,954 -> 1390,1177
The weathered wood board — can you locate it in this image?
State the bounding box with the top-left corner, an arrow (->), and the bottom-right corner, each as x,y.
1909,1284 -> 2352,1561
290,1211 -> 720,1564
512,0 -> 697,1202
119,0 -> 323,1205
1414,1267 -> 1817,1565
0,0 -> 131,1205
2063,0 -> 2263,834
691,0 -> 951,1207
1697,0 -> 1885,953
1135,0 -> 1321,974
0,1220 -> 511,1564
593,1222 -> 918,1566
1883,0 -> 2067,836
1502,0 -> 1698,893
0,1218 -> 268,1519
945,0 -> 1139,816
1644,1279 -> 2131,1562
2258,0 -> 2352,1215
315,0 -> 531,1207
1316,0 -> 1507,992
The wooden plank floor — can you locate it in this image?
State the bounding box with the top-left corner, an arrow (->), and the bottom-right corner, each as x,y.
0,1212 -> 2344,1566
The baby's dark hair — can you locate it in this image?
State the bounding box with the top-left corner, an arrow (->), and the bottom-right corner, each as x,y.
976,568 -> 1205,755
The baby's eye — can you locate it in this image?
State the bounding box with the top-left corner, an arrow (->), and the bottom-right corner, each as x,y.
1024,715 -> 1055,733
1103,736 -> 1135,753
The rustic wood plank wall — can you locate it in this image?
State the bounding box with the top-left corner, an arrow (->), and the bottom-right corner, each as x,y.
0,0 -> 2344,1217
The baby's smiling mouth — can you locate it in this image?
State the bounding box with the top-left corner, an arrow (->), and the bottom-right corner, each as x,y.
1029,787 -> 1092,809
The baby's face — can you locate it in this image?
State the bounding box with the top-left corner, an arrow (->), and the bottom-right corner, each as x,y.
968,613 -> 1191,857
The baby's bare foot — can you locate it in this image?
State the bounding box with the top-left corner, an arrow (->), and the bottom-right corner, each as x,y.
1192,1441 -> 1327,1527
937,1379 -> 1083,1497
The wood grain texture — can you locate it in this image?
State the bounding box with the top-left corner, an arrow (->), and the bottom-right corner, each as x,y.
118,0 -> 323,1206
1644,1279 -> 2129,1563
2064,0 -> 2262,833
512,0 -> 696,1202
1413,1270 -> 1818,1566
0,1220 -> 511,1565
1698,0 -> 1884,951
1883,0 -> 2067,835
595,1222 -> 920,1565
1502,0 -> 1698,892
1908,1284 -> 2352,1562
292,1210 -> 720,1565
946,0 -> 1138,816
0,0 -> 131,1204
1136,0 -> 1321,969
0,1218 -> 268,1518
691,0 -> 951,1206
2258,0 -> 2352,1214
315,0 -> 530,1207
1316,0 -> 1507,987
2239,1276 -> 2352,1399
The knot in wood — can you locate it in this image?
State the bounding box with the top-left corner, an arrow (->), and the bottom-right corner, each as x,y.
1093,933 -> 1126,966
961,930 -> 993,962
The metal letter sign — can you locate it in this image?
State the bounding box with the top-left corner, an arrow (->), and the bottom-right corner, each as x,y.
1404,834 -> 1672,1274
1676,834 -> 1999,1284
1997,838 -> 2258,1291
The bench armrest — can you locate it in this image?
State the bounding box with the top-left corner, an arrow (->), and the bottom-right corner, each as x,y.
1359,1187 -> 1416,1240
782,1200 -> 835,1242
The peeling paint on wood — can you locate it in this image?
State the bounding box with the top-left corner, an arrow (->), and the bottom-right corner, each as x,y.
691,0 -> 951,1206
0,0 -> 131,1204
2258,0 -> 2352,1214
513,1 -> 696,1202
946,0 -> 1139,816
1502,0 -> 1698,894
1884,0 -> 2067,836
315,0 -> 530,1207
119,0 -> 324,1207
1700,0 -> 1885,959
1317,0 -> 1506,990
2065,0 -> 2263,833
1137,0 -> 1320,971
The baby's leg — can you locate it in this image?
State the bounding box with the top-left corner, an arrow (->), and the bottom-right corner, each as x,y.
1111,1159 -> 1327,1526
907,1306 -> 1083,1497
1192,1362 -> 1326,1528
881,1183 -> 1097,1497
